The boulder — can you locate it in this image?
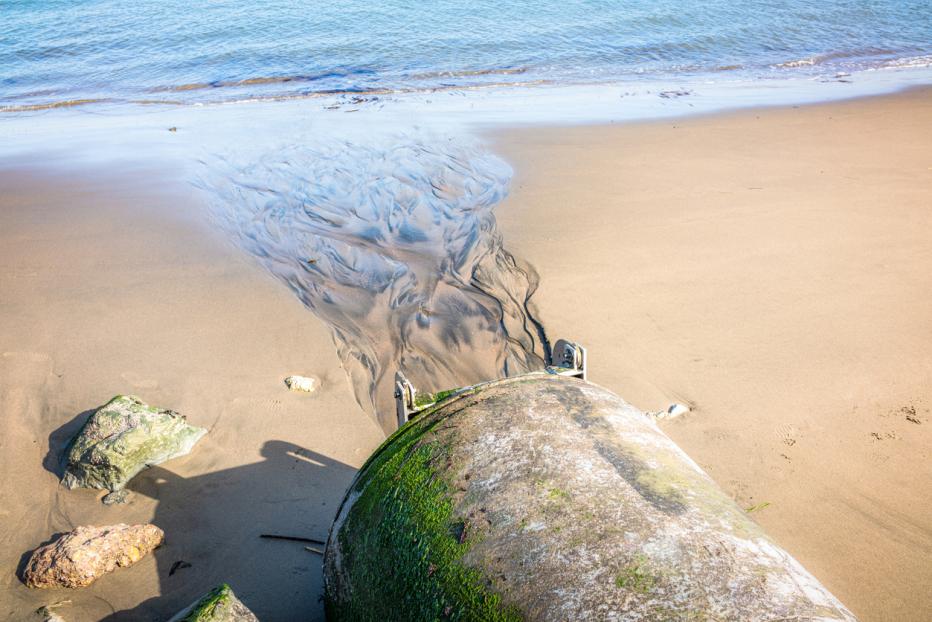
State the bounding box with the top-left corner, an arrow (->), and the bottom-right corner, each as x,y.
324,373 -> 857,621
62,395 -> 206,491
23,524 -> 163,589
168,584 -> 259,622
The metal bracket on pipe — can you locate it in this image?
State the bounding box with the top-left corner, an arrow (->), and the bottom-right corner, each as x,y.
548,339 -> 587,380
393,338 -> 587,429
394,371 -> 417,429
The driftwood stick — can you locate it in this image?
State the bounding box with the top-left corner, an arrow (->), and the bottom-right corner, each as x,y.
305,546 -> 325,555
260,534 -> 326,545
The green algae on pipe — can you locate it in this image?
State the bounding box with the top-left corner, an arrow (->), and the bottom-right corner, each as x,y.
324,374 -> 857,621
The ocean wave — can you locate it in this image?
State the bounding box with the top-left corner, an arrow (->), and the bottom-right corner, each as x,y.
146,69 -> 374,93
0,98 -> 114,113
2,51 -> 929,115
774,58 -> 816,69
407,67 -> 529,80
0,79 -> 554,113
145,69 -> 539,97
876,54 -> 932,70
773,47 -> 900,70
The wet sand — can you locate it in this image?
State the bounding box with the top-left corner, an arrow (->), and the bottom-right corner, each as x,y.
197,138 -> 548,433
0,164 -> 384,620
493,88 -> 932,621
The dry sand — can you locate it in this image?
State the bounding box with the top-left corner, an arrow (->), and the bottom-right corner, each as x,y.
493,88 -> 932,621
0,163 -> 383,620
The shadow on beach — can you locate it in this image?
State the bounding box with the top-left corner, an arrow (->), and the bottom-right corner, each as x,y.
42,408 -> 96,479
100,440 -> 357,621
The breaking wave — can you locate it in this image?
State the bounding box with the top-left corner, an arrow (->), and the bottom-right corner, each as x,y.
198,134 -> 549,432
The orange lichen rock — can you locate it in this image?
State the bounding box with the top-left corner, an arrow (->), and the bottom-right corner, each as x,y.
23,524 -> 163,589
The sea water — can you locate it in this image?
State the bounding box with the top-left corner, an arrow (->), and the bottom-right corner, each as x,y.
2,0 -> 931,113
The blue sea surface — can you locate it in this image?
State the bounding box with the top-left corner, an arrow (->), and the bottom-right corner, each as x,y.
2,0 -> 931,112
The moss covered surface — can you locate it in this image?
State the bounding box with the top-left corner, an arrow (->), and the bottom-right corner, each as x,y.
326,375 -> 856,622
62,394 -> 207,491
413,387 -> 463,410
614,555 -> 657,593
179,584 -> 232,621
168,583 -> 258,622
327,394 -> 522,622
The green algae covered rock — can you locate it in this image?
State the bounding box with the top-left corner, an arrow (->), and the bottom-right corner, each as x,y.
62,395 -> 206,491
168,584 -> 258,622
324,374 -> 858,621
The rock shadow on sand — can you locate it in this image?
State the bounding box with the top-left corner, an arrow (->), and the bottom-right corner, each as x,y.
100,440 -> 356,621
42,408 -> 97,479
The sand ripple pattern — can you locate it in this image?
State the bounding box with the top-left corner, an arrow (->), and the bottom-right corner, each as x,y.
200,136 -> 549,432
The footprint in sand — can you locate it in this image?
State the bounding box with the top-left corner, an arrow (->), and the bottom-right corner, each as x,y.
893,404 -> 926,425
777,424 -> 799,448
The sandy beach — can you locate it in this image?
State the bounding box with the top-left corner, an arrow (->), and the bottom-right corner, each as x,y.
0,164 -> 383,620
494,88 -> 932,621
1,88 -> 930,621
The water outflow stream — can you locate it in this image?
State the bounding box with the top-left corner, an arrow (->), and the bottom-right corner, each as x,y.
200,134 -> 549,432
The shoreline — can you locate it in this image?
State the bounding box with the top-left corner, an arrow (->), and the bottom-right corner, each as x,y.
493,87 -> 932,621
2,71 -> 932,167
4,62 -> 932,114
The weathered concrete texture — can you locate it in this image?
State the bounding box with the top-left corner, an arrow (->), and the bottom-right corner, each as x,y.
325,374 -> 857,621
23,524 -> 163,589
167,584 -> 259,622
62,395 -> 206,491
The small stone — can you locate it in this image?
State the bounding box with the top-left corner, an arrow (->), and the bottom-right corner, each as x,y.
167,584 -> 259,622
23,524 -> 163,589
657,403 -> 690,419
668,403 -> 690,416
646,403 -> 691,420
62,395 -> 206,491
101,490 -> 131,506
284,375 -> 317,393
